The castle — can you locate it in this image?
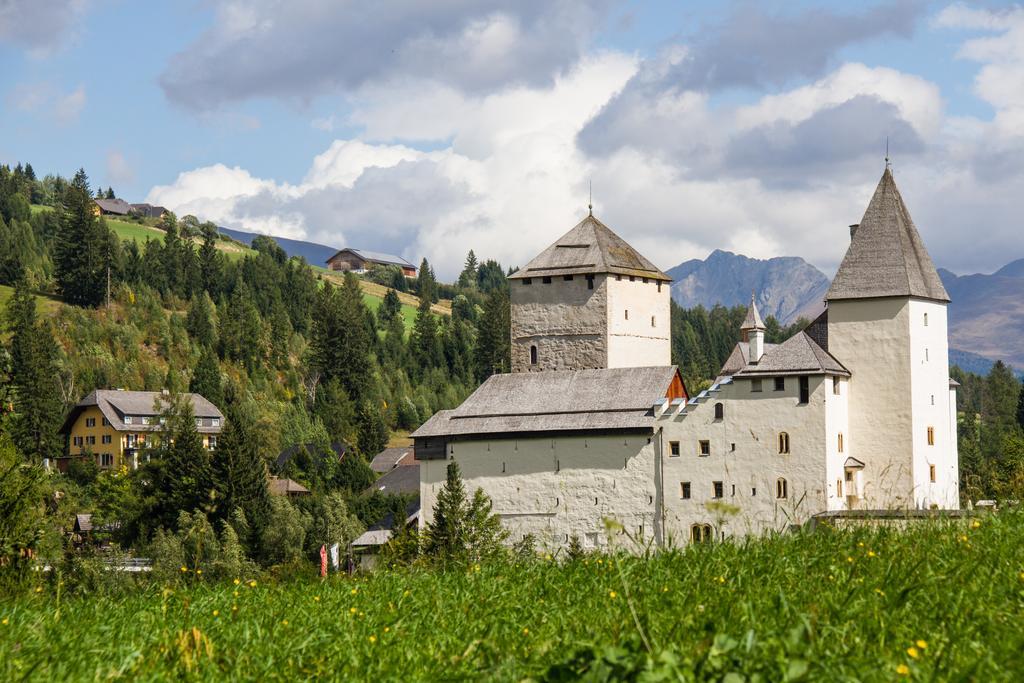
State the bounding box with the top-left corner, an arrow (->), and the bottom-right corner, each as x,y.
414,167 -> 959,549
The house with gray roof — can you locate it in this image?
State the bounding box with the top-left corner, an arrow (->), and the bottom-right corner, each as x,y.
325,247 -> 417,277
414,166 -> 960,552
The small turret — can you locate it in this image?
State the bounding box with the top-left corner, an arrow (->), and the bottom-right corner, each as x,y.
740,292 -> 766,364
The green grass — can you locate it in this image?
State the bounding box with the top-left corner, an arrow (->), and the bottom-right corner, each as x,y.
3,512 -> 1024,680
0,284 -> 62,316
362,291 -> 419,334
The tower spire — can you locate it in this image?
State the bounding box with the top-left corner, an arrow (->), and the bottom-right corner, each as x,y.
588,180 -> 593,216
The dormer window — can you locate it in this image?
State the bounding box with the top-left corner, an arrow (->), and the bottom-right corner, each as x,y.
124,416 -> 133,425
211,418 -> 221,428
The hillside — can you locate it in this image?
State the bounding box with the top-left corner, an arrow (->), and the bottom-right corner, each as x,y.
218,225 -> 339,267
666,249 -> 829,324
940,262 -> 1024,371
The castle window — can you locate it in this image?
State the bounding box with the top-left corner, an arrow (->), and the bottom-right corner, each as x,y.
837,479 -> 843,496
642,277 -> 648,283
680,482 -> 691,499
586,275 -> 594,290
530,345 -> 538,366
931,394 -> 935,405
542,276 -> 552,284
211,418 -> 220,427
751,379 -> 763,393
563,275 -> 573,281
651,316 -> 656,327
657,282 -> 662,293
751,487 -> 757,496
774,377 -> 785,391
925,348 -> 929,362
714,403 -> 724,420
924,312 -> 928,327
927,426 -> 935,445
776,478 -> 788,499
799,377 -> 809,404
625,309 -> 629,320
523,278 -> 532,285
778,432 -> 790,454
929,464 -> 936,482
629,276 -> 635,282
712,481 -> 723,498
615,274 -> 621,281
838,433 -> 844,453
833,377 -> 840,395
690,524 -> 712,543
699,440 -> 711,456
669,441 -> 680,457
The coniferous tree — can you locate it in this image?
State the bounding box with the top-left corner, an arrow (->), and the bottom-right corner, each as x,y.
5,277 -> 63,462
416,258 -> 438,303
1016,385 -> 1024,431
377,288 -> 402,327
212,404 -> 272,543
185,293 -> 217,348
190,345 -> 223,407
54,169 -> 117,307
355,401 -> 388,457
105,187 -> 115,199
474,286 -> 510,380
198,224 -> 223,298
476,259 -> 506,293
411,298 -> 443,373
149,395 -> 214,530
423,461 -> 468,559
458,250 -> 478,289
309,273 -> 371,401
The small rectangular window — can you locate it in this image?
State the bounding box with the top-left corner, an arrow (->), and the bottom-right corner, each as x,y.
100,454 -> 114,468
751,487 -> 757,496
833,377 -> 840,395
924,312 -> 928,327
699,440 -> 711,457
586,275 -> 594,290
85,417 -> 96,427
929,464 -> 936,482
712,481 -> 723,499
124,416 -> 133,425
774,377 -> 785,391
651,316 -> 656,327
563,275 -> 573,281
212,418 -> 221,428
629,276 -> 635,282
102,435 -> 112,445
657,282 -> 662,293
615,274 -> 622,281
751,379 -> 762,393
523,278 -> 532,285
642,277 -> 648,283
209,435 -> 218,450
837,479 -> 843,496
927,426 -> 934,445
669,441 -> 680,457
86,436 -> 95,445
799,377 -> 809,404
680,482 -> 691,499
625,310 -> 629,320
838,433 -> 844,453
542,276 -> 552,284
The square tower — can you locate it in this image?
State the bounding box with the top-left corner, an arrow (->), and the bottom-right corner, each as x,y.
508,213 -> 671,372
825,168 -> 958,509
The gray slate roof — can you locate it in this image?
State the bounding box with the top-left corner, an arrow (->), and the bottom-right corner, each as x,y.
59,389 -> 224,434
364,462 -> 420,496
412,366 -> 679,438
370,447 -> 413,473
827,168 -> 949,302
94,198 -> 131,215
740,294 -> 766,331
733,332 -> 850,377
509,214 -> 670,281
326,247 -> 415,269
269,477 -> 311,496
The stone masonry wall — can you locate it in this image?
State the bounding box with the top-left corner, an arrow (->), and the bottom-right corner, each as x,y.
511,274 -> 608,372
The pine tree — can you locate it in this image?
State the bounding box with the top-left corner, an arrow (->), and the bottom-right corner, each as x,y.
211,404 -> 272,542
5,277 -> 63,462
1016,385 -> 1024,431
55,169 -> 117,307
190,345 -> 223,408
105,187 -> 115,200
151,395 -> 214,529
378,288 -> 402,327
185,293 -> 217,348
355,400 -> 388,457
308,274 -> 371,401
198,225 -> 223,298
474,286 -> 510,380
411,297 -> 443,373
423,461 -> 468,559
458,250 -> 478,289
416,258 -> 437,303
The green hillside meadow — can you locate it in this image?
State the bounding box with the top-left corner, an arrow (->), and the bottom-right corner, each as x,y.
3,511 -> 1023,681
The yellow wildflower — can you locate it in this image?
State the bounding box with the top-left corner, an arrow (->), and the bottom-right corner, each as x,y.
233,579 -> 240,585
916,640 -> 927,650
609,590 -> 618,599
196,569 -> 202,575
874,588 -> 886,597
384,627 -> 390,633
662,586 -> 669,593
896,663 -> 910,676
545,554 -> 553,561
847,556 -> 854,563
359,611 -> 365,617
213,610 -> 219,617
248,580 -> 257,588
180,566 -> 188,573
403,590 -> 410,597
971,519 -> 981,529
867,551 -> 877,558
369,635 -> 377,644
522,628 -> 529,635
717,576 -> 726,584
857,542 -> 865,547
907,647 -> 919,659
282,619 -> 289,626
1,618 -> 8,625
34,586 -> 42,593
314,596 -> 321,602
351,588 -> 358,595
350,607 -> 357,614
232,605 -> 238,612
233,591 -> 239,598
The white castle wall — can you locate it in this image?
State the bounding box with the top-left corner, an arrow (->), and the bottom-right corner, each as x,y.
605,276 -> 672,367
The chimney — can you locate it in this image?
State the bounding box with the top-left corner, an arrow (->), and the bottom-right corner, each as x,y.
849,223 -> 859,239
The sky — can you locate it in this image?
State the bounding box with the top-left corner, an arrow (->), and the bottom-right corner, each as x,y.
2,0 -> 1023,279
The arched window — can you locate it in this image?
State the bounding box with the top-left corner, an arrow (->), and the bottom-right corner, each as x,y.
776,478 -> 788,499
530,345 -> 538,365
714,403 -> 724,420
690,523 -> 713,543
778,432 -> 790,454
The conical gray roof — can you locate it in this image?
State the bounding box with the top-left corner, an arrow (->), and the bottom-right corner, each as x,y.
509,214 -> 670,281
740,293 -> 765,331
826,168 -> 949,302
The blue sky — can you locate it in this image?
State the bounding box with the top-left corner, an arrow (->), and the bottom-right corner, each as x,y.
2,1 -> 1023,277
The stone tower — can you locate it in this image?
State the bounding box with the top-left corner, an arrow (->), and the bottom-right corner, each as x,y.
825,167 -> 958,509
508,213 -> 671,372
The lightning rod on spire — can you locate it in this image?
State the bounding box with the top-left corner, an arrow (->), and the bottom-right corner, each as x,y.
588,180 -> 593,216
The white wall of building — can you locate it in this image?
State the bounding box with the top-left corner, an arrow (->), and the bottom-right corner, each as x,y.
658,375 -> 830,543
420,433 -> 659,551
605,276 -> 671,368
907,299 -> 959,508
824,376 -> 852,510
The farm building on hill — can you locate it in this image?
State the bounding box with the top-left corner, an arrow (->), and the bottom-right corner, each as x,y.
325,248 -> 417,277
414,166 -> 960,551
92,198 -> 131,216
130,203 -> 169,219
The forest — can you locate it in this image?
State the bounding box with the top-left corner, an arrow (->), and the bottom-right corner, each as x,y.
1,159 -> 1023,585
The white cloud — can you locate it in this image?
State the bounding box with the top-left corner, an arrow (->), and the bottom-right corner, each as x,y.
54,85 -> 86,125
0,0 -> 88,56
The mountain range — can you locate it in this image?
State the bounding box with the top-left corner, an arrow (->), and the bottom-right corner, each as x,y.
219,226 -> 339,267
665,250 -> 1024,374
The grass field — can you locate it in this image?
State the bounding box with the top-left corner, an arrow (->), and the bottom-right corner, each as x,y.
0,284 -> 62,317
3,511 -> 1023,680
